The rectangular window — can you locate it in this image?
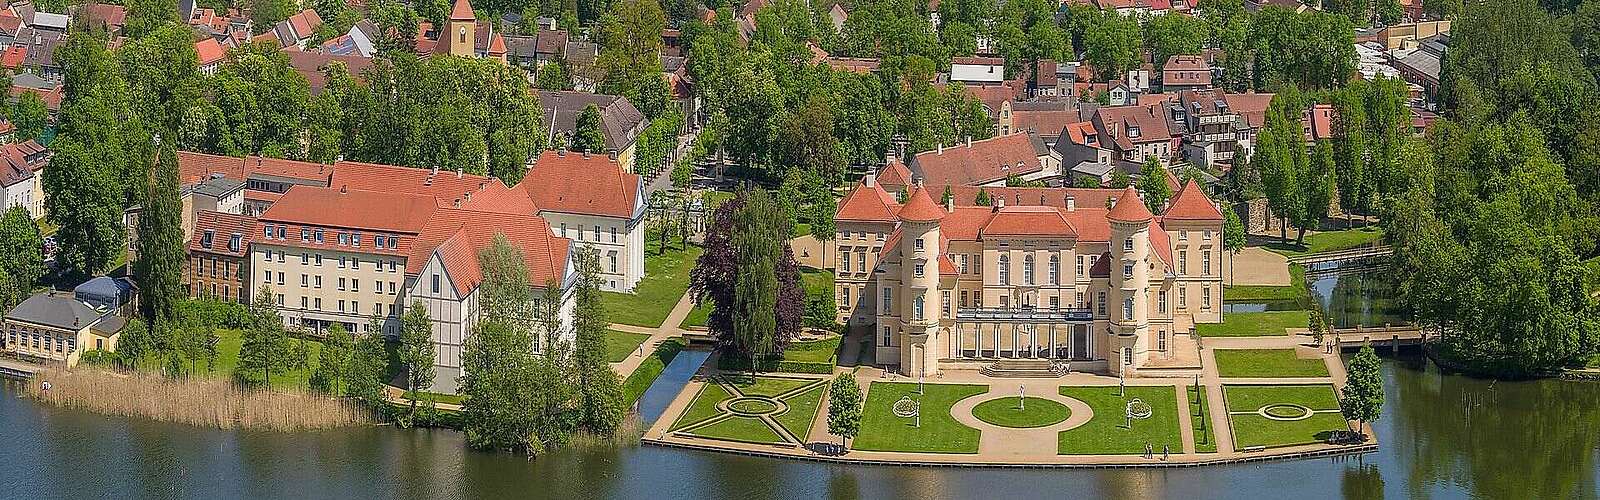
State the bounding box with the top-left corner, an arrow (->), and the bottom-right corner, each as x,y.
1076,256 -> 1085,277
594,226 -> 601,241
1123,261 -> 1134,278
264,270 -> 271,283
374,303 -> 382,315
958,254 -> 968,274
913,238 -> 924,251
276,272 -> 284,285
609,252 -> 618,273
313,297 -> 321,310
1096,292 -> 1106,317
1049,296 -> 1060,310
375,235 -> 386,248
881,326 -> 892,347
1076,291 -> 1084,308
301,253 -> 309,265
1203,251 -> 1212,276
914,263 -> 925,278
1180,230 -> 1188,240
1179,252 -> 1187,275
1159,291 -> 1168,313
431,274 -> 440,294
1123,238 -> 1134,252
352,279 -> 360,292
316,230 -> 324,243
610,227 -> 617,243
913,296 -> 924,320
301,296 -> 309,308
857,253 -> 865,272
881,287 -> 892,311
1202,287 -> 1212,309
339,233 -> 349,245
999,295 -> 1009,308
841,288 -> 850,309
339,277 -> 346,291
300,274 -> 308,287
941,291 -> 951,318
315,254 -> 323,266
338,300 -> 345,312
577,225 -> 584,240
1123,297 -> 1134,319
841,250 -> 850,272
1179,286 -> 1188,308
263,226 -> 272,239
1158,329 -> 1168,351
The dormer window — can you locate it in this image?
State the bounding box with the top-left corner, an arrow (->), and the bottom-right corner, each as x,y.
201,230 -> 214,248
228,234 -> 242,252
1127,126 -> 1141,138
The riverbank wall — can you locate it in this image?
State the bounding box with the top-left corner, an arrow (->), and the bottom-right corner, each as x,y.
26,367 -> 378,431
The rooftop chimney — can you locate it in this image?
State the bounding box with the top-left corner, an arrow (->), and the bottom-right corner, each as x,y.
966,136 -> 972,147
937,143 -> 943,155
339,184 -> 347,194
944,194 -> 954,213
582,151 -> 591,159
456,168 -> 463,179
995,197 -> 1005,210
1066,195 -> 1076,211
864,173 -> 876,188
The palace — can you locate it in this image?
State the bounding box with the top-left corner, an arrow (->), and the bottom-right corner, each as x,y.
832,176 -> 1225,377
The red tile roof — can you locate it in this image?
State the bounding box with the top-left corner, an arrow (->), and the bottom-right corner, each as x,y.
980,206 -> 1078,238
449,0 -> 475,20
329,161 -> 501,208
10,85 -> 61,111
1161,54 -> 1211,87
1162,180 -> 1223,220
260,185 -> 439,234
896,186 -> 946,222
283,49 -> 375,94
0,45 -> 24,69
937,206 -> 994,241
1148,222 -> 1173,268
1106,187 -> 1153,223
188,210 -> 257,257
176,151 -> 331,186
1093,104 -> 1172,151
424,208 -> 569,293
518,150 -> 640,219
287,9 -> 323,39
836,179 -> 900,222
877,160 -> 913,189
195,38 -> 226,66
1222,92 -> 1274,128
907,133 -> 1046,187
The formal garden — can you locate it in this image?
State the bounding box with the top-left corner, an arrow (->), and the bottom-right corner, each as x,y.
1188,384 -> 1217,453
668,375 -> 828,445
1214,349 -> 1331,378
853,382 -> 986,454
971,396 -> 1072,429
1223,384 -> 1348,449
1056,386 -> 1182,455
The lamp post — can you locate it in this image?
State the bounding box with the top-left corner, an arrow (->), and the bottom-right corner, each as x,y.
914,343 -> 924,395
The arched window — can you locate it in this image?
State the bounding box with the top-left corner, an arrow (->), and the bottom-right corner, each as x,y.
1023,255 -> 1035,285
998,254 -> 1010,284
913,296 -> 925,320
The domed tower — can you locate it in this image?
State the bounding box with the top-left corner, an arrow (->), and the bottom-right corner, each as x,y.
1106,187 -> 1153,376
895,184 -> 946,377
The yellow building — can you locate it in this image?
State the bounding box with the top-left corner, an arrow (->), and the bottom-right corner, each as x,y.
3,293 -> 127,367
833,178 -> 1225,377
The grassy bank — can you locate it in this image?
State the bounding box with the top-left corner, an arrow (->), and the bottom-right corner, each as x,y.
600,236 -> 702,328
1224,265 -> 1310,303
1196,310 -> 1311,337
27,367 -> 375,430
1262,227 -> 1384,258
624,338 -> 685,405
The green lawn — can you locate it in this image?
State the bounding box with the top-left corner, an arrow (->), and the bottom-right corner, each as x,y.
600,237 -> 702,328
1057,386 -> 1183,455
689,415 -> 787,444
681,302 -> 711,328
402,390 -> 464,406
1195,310 -> 1311,337
671,383 -> 735,431
1224,264 -> 1309,303
853,382 -> 986,454
701,190 -> 735,208
1214,349 -> 1331,378
1222,384 -> 1340,413
780,335 -> 841,364
971,396 -> 1071,428
209,329 -> 324,390
773,384 -> 825,441
1263,227 -> 1384,258
1189,385 -> 1216,453
1230,412 -> 1349,448
623,338 -> 683,405
605,329 -> 652,363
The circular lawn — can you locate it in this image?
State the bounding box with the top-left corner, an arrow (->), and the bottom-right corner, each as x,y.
971,397 -> 1071,428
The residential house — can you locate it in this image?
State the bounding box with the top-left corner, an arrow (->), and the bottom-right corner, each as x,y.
195,38 -> 225,75
187,210 -> 254,303
1091,103 -> 1175,164
832,179 -> 1224,376
77,3 -> 124,35
951,57 -> 1007,85
538,90 -> 647,172
1390,34 -> 1445,97
1375,20 -> 1450,50
1004,101 -> 1078,145
0,139 -> 45,219
900,132 -> 1061,189
515,150 -> 645,292
1160,55 -> 1212,91
256,9 -> 322,50
284,49 -> 375,94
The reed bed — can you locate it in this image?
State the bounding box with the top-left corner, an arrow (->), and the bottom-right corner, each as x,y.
26,367 -> 377,431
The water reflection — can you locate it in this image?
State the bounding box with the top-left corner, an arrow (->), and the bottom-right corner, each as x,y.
2,358 -> 1599,500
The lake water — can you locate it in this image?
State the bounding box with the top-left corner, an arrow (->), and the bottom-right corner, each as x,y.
2,268 -> 1595,500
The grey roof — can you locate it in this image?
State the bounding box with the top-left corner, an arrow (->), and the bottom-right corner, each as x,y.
661,55 -> 685,73
6,293 -> 106,331
538,90 -> 647,151
1071,161 -> 1115,176
189,175 -> 244,198
11,71 -> 52,90
31,12 -> 68,30
1394,49 -> 1440,81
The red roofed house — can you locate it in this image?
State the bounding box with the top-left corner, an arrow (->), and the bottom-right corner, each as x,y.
1092,103 -> 1176,164
516,150 -> 644,292
0,139 -> 46,219
1160,54 -> 1212,91
902,132 -> 1060,189
833,174 -> 1224,376
194,38 -> 226,75
186,210 -> 255,303
253,183 -> 574,394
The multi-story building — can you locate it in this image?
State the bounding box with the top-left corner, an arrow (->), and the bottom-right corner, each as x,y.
539,91 -> 647,172
3,292 -> 128,367
833,178 -> 1224,377
1091,103 -> 1176,165
251,185 -> 574,394
187,210 -> 255,303
518,151 -> 645,292
0,139 -> 46,219
897,133 -> 1062,189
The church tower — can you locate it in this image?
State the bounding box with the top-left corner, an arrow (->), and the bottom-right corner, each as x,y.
1106,187 -> 1153,376
444,0 -> 476,58
895,183 -> 946,377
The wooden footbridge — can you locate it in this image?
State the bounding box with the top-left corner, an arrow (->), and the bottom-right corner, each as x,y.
1326,324 -> 1429,351
1287,246 -> 1394,266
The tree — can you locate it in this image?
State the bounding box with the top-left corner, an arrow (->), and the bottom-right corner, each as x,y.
688,189 -> 804,361
1340,344 -> 1383,437
1254,88 -> 1308,241
251,0 -> 299,32
826,372 -> 862,450
536,58 -> 574,90
0,206 -> 43,289
1109,169 -> 1131,189
135,143 -> 187,365
1308,307 -> 1327,346
940,185 -> 954,205
1137,158 -> 1173,212
1223,205 -> 1246,283
460,235 -> 543,453
596,0 -> 666,100
124,0 -> 180,38
1083,11 -> 1142,80
1296,139 -> 1337,242
311,323 -> 353,395
10,92 -> 47,142
344,318 -> 390,405
572,104 -> 608,153
571,246 -> 625,434
974,187 -> 991,206
399,300 -> 436,420
46,31 -> 132,279
237,287 -> 292,387
1144,12 -> 1206,75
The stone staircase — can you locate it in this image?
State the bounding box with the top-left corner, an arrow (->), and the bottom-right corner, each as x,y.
979,359 -> 1062,378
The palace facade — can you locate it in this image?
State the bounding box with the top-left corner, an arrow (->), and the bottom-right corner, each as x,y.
833,177 -> 1225,377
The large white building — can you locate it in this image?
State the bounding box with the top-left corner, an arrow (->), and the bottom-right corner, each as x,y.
834,178 -> 1225,377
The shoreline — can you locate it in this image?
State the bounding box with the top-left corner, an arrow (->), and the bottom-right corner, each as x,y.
24,366 -> 378,431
